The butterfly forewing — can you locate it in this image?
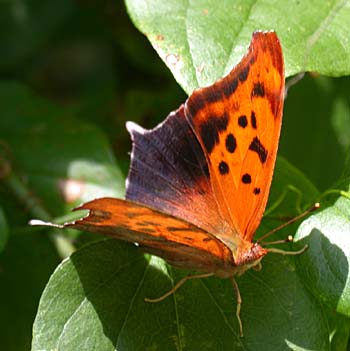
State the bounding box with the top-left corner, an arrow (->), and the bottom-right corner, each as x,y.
68,198 -> 235,274
185,32 -> 284,243
126,105 -> 230,235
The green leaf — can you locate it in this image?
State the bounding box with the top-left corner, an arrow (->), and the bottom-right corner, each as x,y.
295,174 -> 350,318
126,0 -> 350,94
32,239 -> 329,351
0,207 -> 9,252
32,159 -> 329,350
297,206 -> 350,313
0,82 -> 124,217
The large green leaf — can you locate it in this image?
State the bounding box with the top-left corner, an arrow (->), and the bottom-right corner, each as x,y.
32,239 -> 329,351
295,167 -> 350,318
32,158 -> 331,350
126,0 -> 350,94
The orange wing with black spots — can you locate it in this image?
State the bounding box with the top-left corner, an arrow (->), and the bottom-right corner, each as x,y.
185,31 -> 284,243
58,31 -> 283,275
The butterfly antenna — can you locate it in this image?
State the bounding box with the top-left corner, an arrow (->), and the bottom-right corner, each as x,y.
257,202 -> 320,244
261,235 -> 294,246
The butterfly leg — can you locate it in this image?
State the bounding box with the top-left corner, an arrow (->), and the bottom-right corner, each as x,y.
231,276 -> 243,337
145,272 -> 214,303
252,261 -> 262,271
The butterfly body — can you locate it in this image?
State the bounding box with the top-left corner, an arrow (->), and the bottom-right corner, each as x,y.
135,241 -> 267,279
67,31 -> 284,282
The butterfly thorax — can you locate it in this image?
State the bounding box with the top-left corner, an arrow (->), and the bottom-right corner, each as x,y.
215,240 -> 267,278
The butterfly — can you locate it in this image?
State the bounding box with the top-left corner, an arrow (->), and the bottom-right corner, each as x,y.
33,31 -> 298,336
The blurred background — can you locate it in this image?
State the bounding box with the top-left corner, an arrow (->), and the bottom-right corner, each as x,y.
0,1 -> 186,349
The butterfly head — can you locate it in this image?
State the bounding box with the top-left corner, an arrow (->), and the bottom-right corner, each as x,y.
233,242 -> 268,277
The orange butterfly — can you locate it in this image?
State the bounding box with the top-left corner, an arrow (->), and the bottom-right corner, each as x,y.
33,31 -> 310,336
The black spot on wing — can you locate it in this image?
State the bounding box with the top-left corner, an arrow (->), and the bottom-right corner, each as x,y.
218,161 -> 229,175
238,115 -> 248,128
225,133 -> 236,153
252,82 -> 265,97
249,137 -> 268,164
223,78 -> 238,98
242,174 -> 252,184
186,94 -> 205,118
251,111 -> 257,129
253,187 -> 261,195
239,66 -> 249,82
206,87 -> 224,104
200,113 -> 229,154
186,78 -> 237,117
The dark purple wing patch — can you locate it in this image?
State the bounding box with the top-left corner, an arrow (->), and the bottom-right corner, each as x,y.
125,105 -> 228,234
